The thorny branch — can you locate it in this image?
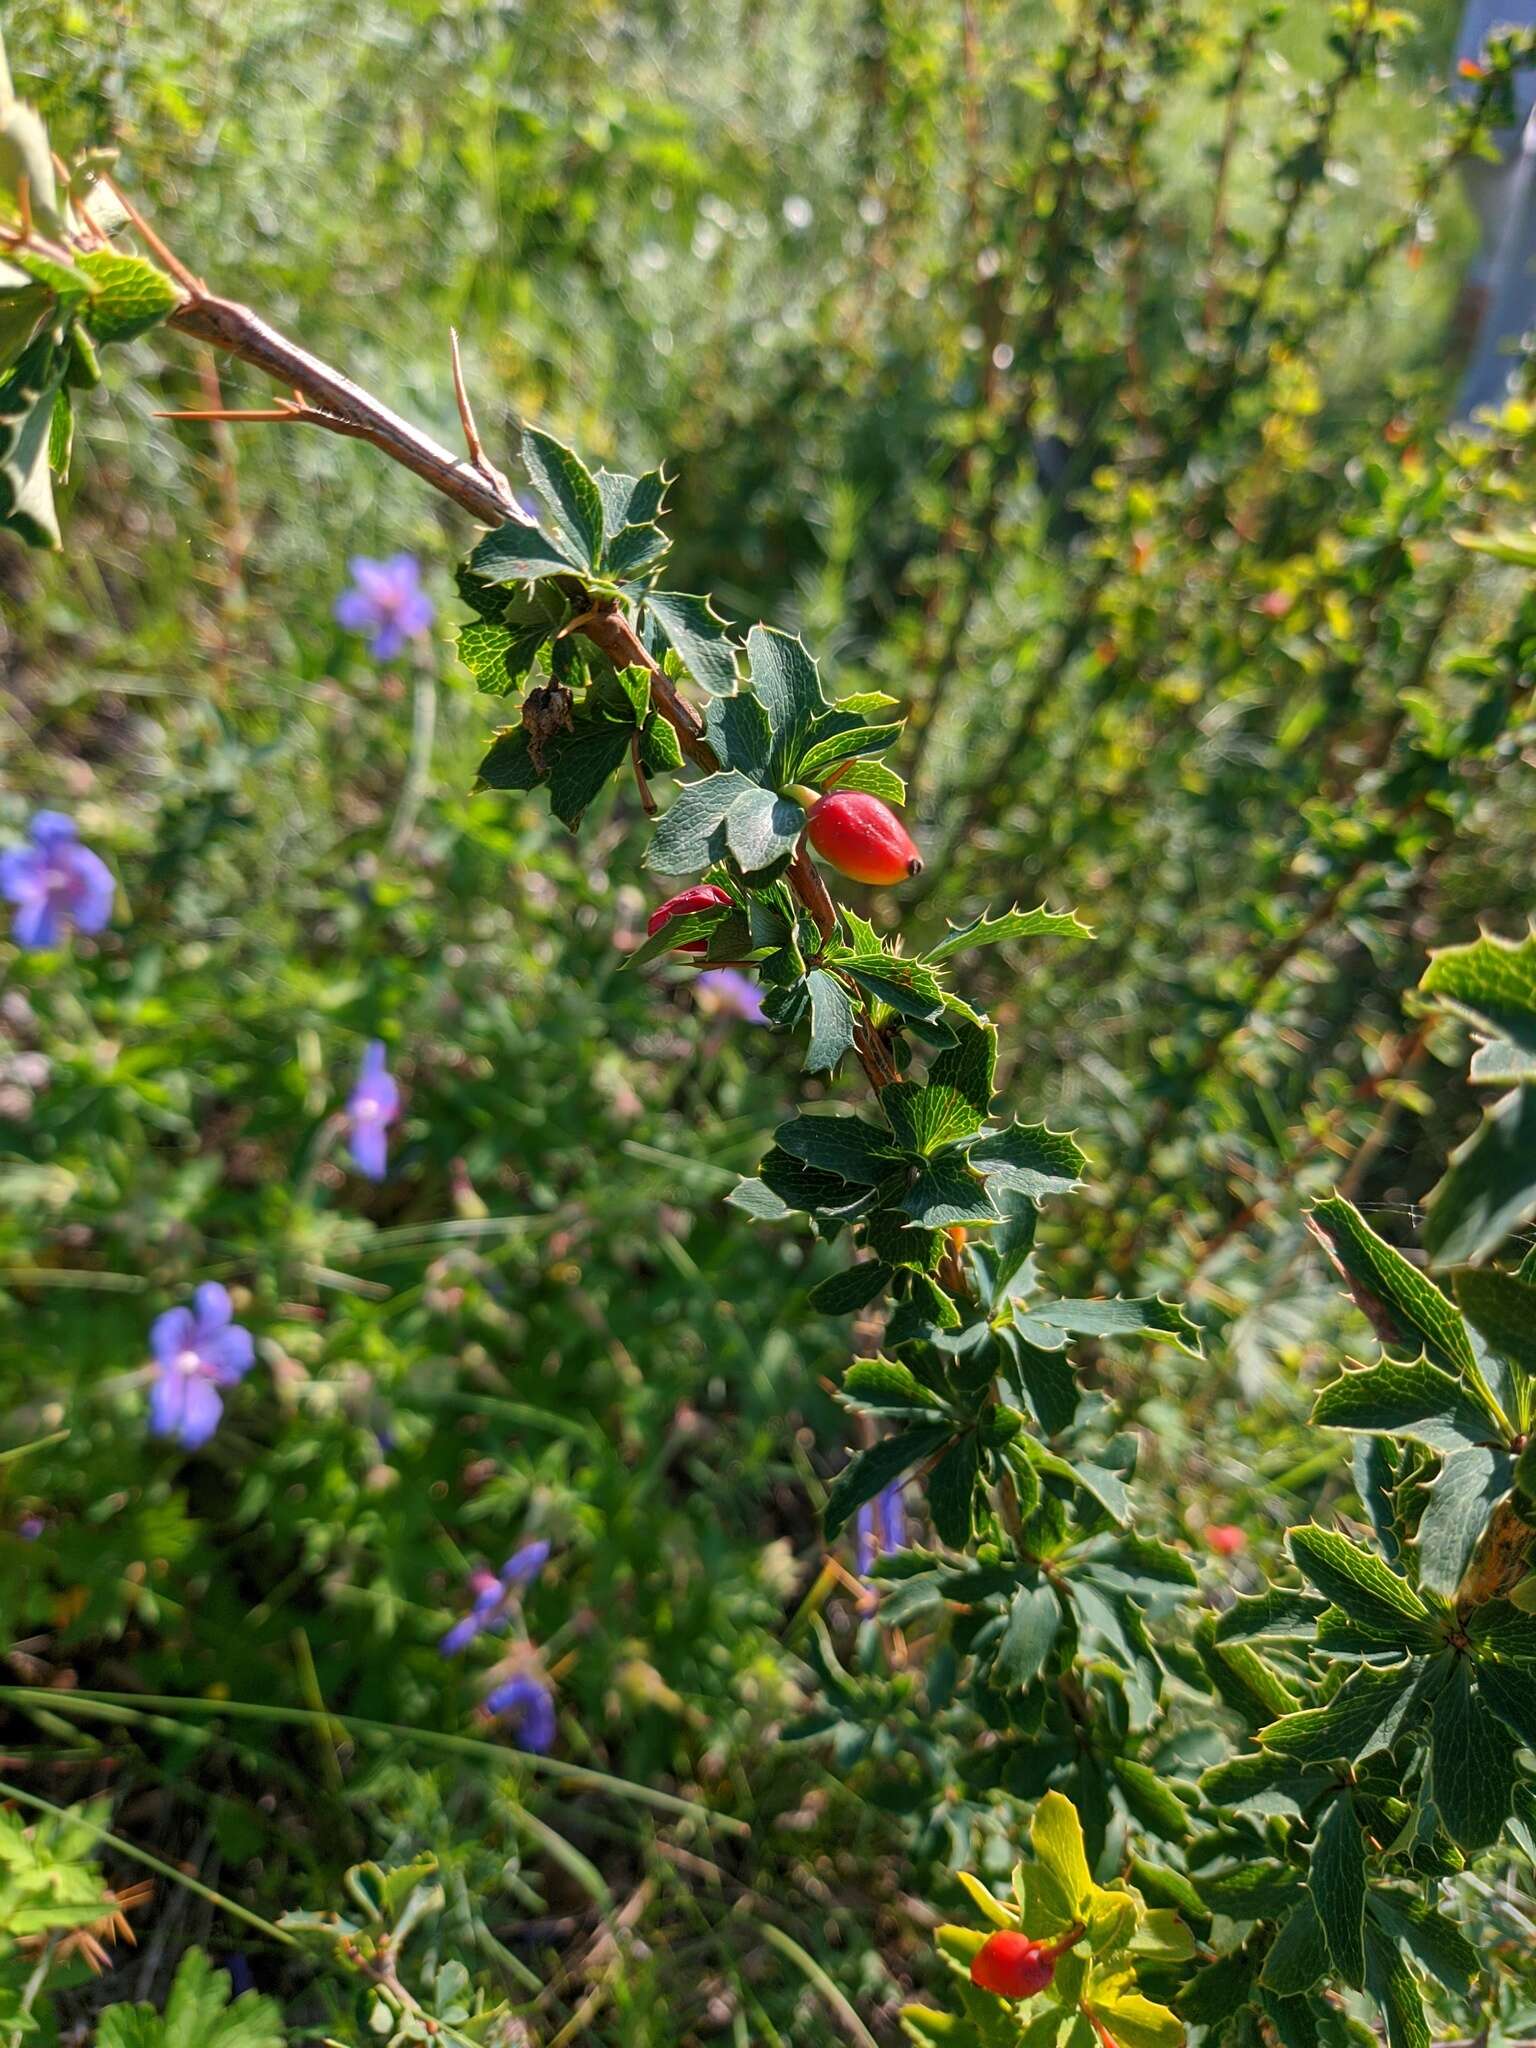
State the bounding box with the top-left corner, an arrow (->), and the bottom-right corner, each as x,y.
130,226 -> 886,1080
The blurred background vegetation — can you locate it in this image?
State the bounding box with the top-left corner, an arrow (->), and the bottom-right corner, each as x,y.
3,0 -> 1535,2040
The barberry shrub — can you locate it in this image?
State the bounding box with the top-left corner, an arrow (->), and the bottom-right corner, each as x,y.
3,22 -> 1536,2048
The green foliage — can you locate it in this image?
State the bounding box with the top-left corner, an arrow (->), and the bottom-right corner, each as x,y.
1,2 -> 1536,2044
96,1951 -> 285,2048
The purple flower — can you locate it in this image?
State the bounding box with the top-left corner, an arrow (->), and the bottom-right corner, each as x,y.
855,1479 -> 907,1581
333,554 -> 435,660
149,1282 -> 255,1448
438,1538 -> 551,1656
486,1672 -> 557,1753
502,1536 -> 552,1586
1,812 -> 114,950
17,1515 -> 43,1542
693,969 -> 766,1024
347,1040 -> 400,1182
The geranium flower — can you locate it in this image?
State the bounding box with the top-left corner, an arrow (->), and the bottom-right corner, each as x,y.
149,1283 -> 255,1448
347,1040 -> 400,1182
1,811 -> 114,950
333,553 -> 435,660
694,968 -> 767,1024
855,1480 -> 907,1580
486,1672 -> 557,1753
439,1538 -> 551,1656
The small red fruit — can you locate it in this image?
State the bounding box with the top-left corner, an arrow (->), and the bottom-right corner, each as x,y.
647,883 -> 732,953
806,791 -> 923,886
1206,1523 -> 1247,1557
970,1926 -> 1089,2000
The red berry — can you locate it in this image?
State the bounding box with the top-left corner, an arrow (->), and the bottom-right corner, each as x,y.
970,1931 -> 1057,2000
646,884 -> 732,954
1206,1524 -> 1246,1557
806,791 -> 922,886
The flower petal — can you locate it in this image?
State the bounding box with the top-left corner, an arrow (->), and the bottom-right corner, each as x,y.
61,846 -> 115,934
193,1281 -> 233,1333
177,1375 -> 225,1448
149,1365 -> 188,1437
29,811 -> 77,849
202,1323 -> 255,1384
350,1121 -> 389,1182
11,894 -> 58,949
150,1306 -> 196,1366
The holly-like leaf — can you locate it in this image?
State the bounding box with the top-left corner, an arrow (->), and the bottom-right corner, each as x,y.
1308,1196 -> 1475,1375
830,756 -> 907,804
1286,1527 -> 1436,1645
776,1111 -> 899,1184
1259,1661 -> 1424,1765
1366,1890 -> 1480,1997
882,1082 -> 985,1157
466,521 -> 577,583
645,769 -> 758,873
823,1423 -> 954,1539
1262,1896 -> 1331,1996
522,425 -> 604,569
929,1433 -> 983,1546
1475,1653 -> 1536,1751
924,903 -> 1093,965
1087,1981 -> 1184,2048
1424,1085 -> 1536,1270
902,1153 -> 997,1230
1214,1588 -> 1329,1643
723,783 -> 806,875
1309,1356 -> 1505,1453
1111,1758 -> 1192,1840
604,521 -> 669,576
1031,1790 -> 1094,1917
1311,1794 -> 1367,1989
1454,1267 -> 1536,1379
970,1120 -> 1088,1202
1430,1658 -> 1519,1849
624,902 -> 735,970
809,1261 -> 894,1316
76,248 -> 180,343
1026,1296 -> 1202,1357
1417,1446 -> 1514,1596
642,590 -> 739,695
1420,929 -> 1536,1052
840,1356 -> 950,1417
703,690 -> 773,780
745,623 -> 826,774
804,968 -> 856,1075
793,719 -> 905,786
993,1579 -> 1062,1691
1363,1926 -> 1430,2048
594,466 -> 665,536
928,1000 -> 998,1117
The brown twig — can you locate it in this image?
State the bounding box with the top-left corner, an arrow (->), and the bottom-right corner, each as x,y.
449,325 -> 512,501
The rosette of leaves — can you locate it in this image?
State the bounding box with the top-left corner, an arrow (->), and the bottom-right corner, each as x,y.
0,34 -> 181,545
903,1790 -> 1193,2046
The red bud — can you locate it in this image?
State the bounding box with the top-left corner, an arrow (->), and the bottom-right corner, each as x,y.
970,1932 -> 1058,2000
806,791 -> 922,886
647,884 -> 732,954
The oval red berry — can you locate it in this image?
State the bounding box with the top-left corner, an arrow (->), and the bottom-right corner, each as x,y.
646,884 -> 732,954
970,1930 -> 1056,2000
806,791 -> 922,886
